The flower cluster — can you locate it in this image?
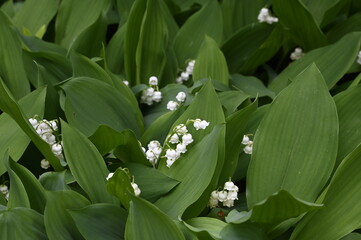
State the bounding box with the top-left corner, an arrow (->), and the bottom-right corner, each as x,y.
140,76 -> 162,105
242,135 -> 253,155
357,51 -> 361,65
29,117 -> 63,161
290,47 -> 305,61
257,8 -> 279,24
176,60 -> 195,84
144,118 -> 210,168
167,91 -> 187,111
106,172 -> 141,196
209,179 -> 239,208
0,184 -> 9,201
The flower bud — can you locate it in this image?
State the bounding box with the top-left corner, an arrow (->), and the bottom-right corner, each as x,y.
106,172 -> 114,181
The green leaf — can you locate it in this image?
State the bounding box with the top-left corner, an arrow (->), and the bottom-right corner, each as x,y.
221,23 -> 274,73
327,12 -> 361,43
125,195 -> 185,240
193,35 -> 229,85
2,151 -> 29,209
301,0 -> 346,26
220,222 -> 268,240
13,0 -> 59,36
251,190 -> 322,224
44,190 -> 90,240
124,163 -> 179,202
89,125 -> 125,155
334,85 -> 361,167
174,0 -> 223,66
7,159 -> 47,213
273,0 -> 327,51
0,10 -> 30,99
55,0 -> 109,49
0,208 -> 47,239
114,129 -> 149,166
269,32 -> 361,93
62,120 -> 117,204
135,0 -> 168,85
290,143 -> 361,240
218,90 -> 249,116
39,170 -> 70,191
342,233 -> 361,240
0,81 -> 63,170
106,24 -> 126,74
155,125 -> 225,219
116,0 -> 135,25
69,203 -> 127,240
184,217 -> 227,240
247,64 -> 338,207
0,87 -> 46,175
231,74 -> 275,99
219,99 -> 257,183
221,0 -> 267,40
106,168 -> 134,210
61,77 -> 143,137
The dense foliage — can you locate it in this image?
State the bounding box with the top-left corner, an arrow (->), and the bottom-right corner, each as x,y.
1,0 -> 361,239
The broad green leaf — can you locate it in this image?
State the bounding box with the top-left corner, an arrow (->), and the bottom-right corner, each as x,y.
44,190 -> 90,240
0,87 -> 46,175
124,163 -> 179,202
219,99 -> 257,184
231,74 -> 275,98
250,190 -> 322,224
327,12 -> 361,43
3,152 -> 29,209
334,85 -> 361,167
220,222 -> 268,240
269,32 -> 361,93
124,0 -> 147,84
1,1 -> 15,17
61,77 -> 143,137
301,0 -> 339,25
155,125 -> 225,219
70,51 -> 113,86
39,171 -> 70,191
135,0 -> 168,85
184,217 -> 227,240
0,80 -> 63,171
342,233 -> 361,240
225,209 -> 252,224
290,143 -> 361,240
174,0 -> 223,66
106,24 -> 126,74
89,125 -> 125,155
7,159 -> 47,213
126,195 -> 185,240
239,24 -> 283,74
273,0 -> 327,51
247,64 -> 338,207
106,168 -> 134,210
116,0 -> 135,25
13,0 -> 59,36
218,90 -> 249,116
55,0 -> 109,48
0,9 -> 30,99
114,129 -> 149,166
221,23 -> 274,73
221,0 -> 267,40
69,203 -> 127,240
0,207 -> 47,239
193,35 -> 229,85
62,120 -> 117,204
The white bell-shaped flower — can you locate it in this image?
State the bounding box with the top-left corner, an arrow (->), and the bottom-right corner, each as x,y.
149,76 -> 158,86
106,172 -> 114,181
166,158 -> 176,168
131,183 -> 141,196
176,143 -> 187,153
165,149 -> 179,161
193,119 -> 209,130
227,191 -> 238,201
40,159 -> 50,169
51,143 -> 62,155
29,118 -> 39,128
242,135 -> 251,145
152,91 -> 162,102
176,92 -> 186,103
224,180 -> 235,191
0,184 -> 8,194
182,133 -> 194,145
244,145 -> 253,154
223,199 -> 235,208
169,134 -> 179,144
167,101 -> 178,111
218,190 -> 228,202
209,197 -> 219,208
174,124 -> 188,135
148,140 -> 161,150
211,190 -> 219,200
